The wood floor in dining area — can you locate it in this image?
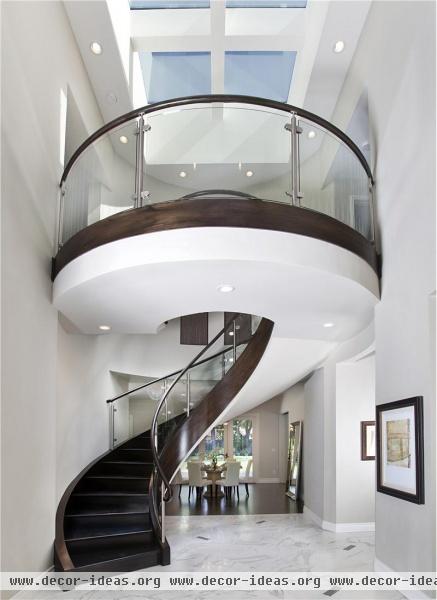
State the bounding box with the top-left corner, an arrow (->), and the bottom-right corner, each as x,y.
166,483 -> 303,516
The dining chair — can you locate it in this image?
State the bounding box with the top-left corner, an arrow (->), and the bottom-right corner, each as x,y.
172,468 -> 184,499
221,461 -> 241,499
244,458 -> 253,496
187,461 -> 211,500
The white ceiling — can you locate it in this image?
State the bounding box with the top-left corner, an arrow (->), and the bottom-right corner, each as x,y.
64,0 -> 371,127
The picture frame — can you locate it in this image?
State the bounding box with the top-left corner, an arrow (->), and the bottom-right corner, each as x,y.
361,420 -> 375,461
376,396 -> 424,504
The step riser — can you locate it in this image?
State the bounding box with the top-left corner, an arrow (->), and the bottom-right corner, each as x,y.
72,550 -> 162,572
111,448 -> 154,462
67,532 -> 155,555
119,437 -> 152,450
90,462 -> 153,477
77,478 -> 150,494
67,495 -> 149,515
64,513 -> 151,539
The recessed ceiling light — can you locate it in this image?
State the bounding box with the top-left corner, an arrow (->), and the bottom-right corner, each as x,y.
99,325 -> 111,331
181,393 -> 186,397
90,42 -> 103,55
167,410 -> 172,415
106,91 -> 118,104
179,171 -> 187,178
333,40 -> 345,54
246,170 -> 254,177
217,284 -> 235,293
229,331 -> 234,336
119,135 -> 128,144
323,322 -> 335,328
308,130 -> 316,139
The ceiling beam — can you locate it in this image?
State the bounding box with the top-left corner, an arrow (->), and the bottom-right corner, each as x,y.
210,0 -> 226,94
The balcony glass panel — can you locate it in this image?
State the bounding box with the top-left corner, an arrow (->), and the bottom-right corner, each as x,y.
143,105 -> 291,204
298,118 -> 372,238
60,99 -> 374,248
61,121 -> 137,245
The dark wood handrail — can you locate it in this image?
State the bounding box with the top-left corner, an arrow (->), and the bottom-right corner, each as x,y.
60,94 -> 374,185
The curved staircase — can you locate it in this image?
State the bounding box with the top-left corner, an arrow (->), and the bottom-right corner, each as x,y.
55,316 -> 273,572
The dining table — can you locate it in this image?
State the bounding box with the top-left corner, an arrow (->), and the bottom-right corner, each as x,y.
202,463 -> 226,498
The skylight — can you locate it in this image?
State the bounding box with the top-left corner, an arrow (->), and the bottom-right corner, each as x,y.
224,51 -> 296,102
130,1 -> 210,8
226,1 -> 307,7
139,52 -> 211,103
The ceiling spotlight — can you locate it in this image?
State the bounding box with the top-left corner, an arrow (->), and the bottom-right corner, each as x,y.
218,284 -> 235,293
99,325 -> 111,331
167,410 -> 172,415
229,331 -> 234,336
181,392 -> 186,397
323,322 -> 335,328
106,91 -> 118,104
246,170 -> 254,177
333,40 -> 345,54
90,42 -> 103,55
179,171 -> 187,178
308,130 -> 316,139
119,135 -> 128,144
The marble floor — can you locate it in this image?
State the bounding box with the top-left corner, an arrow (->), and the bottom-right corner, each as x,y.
15,514 -> 404,600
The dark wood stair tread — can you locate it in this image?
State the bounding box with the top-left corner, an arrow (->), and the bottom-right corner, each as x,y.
102,460 -> 153,464
65,527 -> 153,542
85,475 -> 149,480
65,509 -> 148,517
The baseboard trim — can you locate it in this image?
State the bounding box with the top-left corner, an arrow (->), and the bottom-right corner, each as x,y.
374,558 -> 433,600
303,506 -> 375,532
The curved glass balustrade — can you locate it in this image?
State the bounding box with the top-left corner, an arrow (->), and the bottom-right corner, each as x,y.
59,96 -> 374,246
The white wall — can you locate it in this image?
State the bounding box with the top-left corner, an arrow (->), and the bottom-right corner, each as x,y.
336,354 -> 375,525
330,0 -> 436,572
1,0 -> 104,574
278,382 -> 305,424
303,369 -> 325,520
302,324 -> 375,528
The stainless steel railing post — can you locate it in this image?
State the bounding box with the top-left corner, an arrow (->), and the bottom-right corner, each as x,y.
134,115 -> 151,208
285,113 -> 303,207
233,320 -> 237,364
186,371 -> 191,417
368,178 -> 377,246
161,480 -> 166,544
57,184 -> 65,250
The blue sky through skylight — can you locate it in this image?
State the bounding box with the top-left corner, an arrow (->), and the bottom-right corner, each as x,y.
130,1 -> 210,8
224,51 -> 296,101
226,1 -> 307,7
140,52 -> 211,103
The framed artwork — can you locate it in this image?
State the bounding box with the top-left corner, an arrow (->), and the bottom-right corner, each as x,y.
361,421 -> 375,461
376,397 -> 424,504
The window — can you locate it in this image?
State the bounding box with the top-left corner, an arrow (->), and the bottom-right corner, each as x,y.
232,418 -> 253,477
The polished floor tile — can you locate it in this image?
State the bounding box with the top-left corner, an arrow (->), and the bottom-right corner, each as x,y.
14,514 -> 403,600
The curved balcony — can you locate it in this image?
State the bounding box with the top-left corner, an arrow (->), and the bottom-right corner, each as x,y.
54,95 -> 376,278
